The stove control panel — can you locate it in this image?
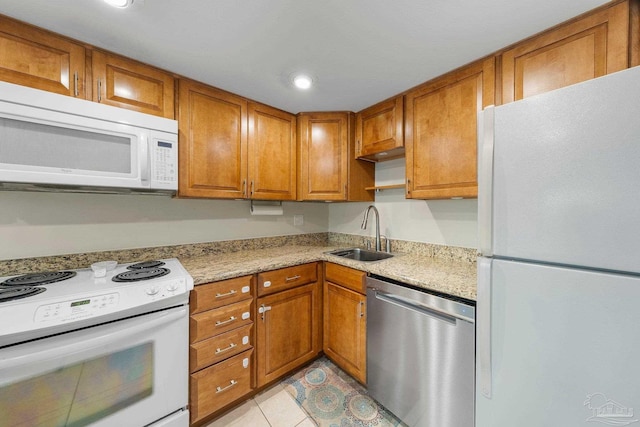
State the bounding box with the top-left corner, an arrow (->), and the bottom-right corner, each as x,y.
144,278 -> 187,300
31,277 -> 190,325
35,293 -> 120,324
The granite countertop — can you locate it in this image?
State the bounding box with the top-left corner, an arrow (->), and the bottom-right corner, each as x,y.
180,244 -> 477,301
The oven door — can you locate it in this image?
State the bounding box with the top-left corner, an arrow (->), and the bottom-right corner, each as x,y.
0,306 -> 188,427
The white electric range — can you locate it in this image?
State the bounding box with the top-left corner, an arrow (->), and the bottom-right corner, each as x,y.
0,258 -> 193,427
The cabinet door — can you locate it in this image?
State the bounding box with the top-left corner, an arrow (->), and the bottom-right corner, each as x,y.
298,112 -> 374,202
405,56 -> 495,199
355,96 -> 404,161
501,1 -> 629,104
248,102 -> 297,200
178,79 -> 248,198
92,51 -> 175,118
297,112 -> 349,201
0,15 -> 85,97
323,281 -> 366,384
256,283 -> 321,387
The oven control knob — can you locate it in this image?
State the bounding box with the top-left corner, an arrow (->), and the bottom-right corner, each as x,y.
166,282 -> 178,292
146,287 -> 160,296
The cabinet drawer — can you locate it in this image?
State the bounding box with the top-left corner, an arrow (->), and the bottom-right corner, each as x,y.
190,275 -> 253,314
257,263 -> 318,296
190,349 -> 253,423
190,324 -> 253,372
325,262 -> 366,294
190,299 -> 253,343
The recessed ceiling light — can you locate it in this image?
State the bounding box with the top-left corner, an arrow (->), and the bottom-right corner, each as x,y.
104,0 -> 134,8
293,74 -> 313,90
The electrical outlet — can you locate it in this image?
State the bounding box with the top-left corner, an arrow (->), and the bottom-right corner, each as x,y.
294,215 -> 304,226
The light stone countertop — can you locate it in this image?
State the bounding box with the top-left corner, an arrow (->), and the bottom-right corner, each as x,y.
180,244 -> 477,301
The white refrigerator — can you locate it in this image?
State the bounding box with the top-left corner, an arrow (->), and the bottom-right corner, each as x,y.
476,65 -> 640,427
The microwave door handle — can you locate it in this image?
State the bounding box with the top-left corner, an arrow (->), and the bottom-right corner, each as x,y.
0,307 -> 186,370
140,135 -> 150,185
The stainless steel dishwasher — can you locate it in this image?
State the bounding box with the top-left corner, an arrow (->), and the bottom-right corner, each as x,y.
366,275 -> 475,427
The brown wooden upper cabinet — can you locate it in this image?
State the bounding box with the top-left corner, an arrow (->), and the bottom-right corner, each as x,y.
355,96 -> 404,161
405,57 -> 495,199
91,51 -> 175,119
248,102 -> 297,201
0,15 -> 85,97
178,79 -> 248,199
500,0 -> 630,104
297,112 -> 374,201
178,79 -> 297,200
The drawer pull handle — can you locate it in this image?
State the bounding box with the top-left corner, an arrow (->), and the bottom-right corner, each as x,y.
215,316 -> 237,326
216,380 -> 238,393
285,275 -> 301,282
215,290 -> 237,298
215,343 -> 238,354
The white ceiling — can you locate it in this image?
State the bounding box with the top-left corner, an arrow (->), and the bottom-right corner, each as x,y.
0,0 -> 608,113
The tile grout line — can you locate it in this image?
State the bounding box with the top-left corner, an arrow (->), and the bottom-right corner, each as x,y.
252,395 -> 274,427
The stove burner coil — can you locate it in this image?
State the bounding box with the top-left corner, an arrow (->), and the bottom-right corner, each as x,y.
126,260 -> 166,270
112,267 -> 170,282
0,286 -> 46,302
1,271 -> 77,287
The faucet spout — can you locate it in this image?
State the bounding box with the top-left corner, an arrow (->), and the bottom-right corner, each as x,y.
361,205 -> 381,251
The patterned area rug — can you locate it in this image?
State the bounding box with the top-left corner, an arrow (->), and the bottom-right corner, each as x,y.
282,357 -> 407,427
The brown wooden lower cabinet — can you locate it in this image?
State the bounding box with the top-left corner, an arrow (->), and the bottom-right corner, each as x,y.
190,349 -> 254,423
323,263 -> 367,384
255,276 -> 322,387
188,264 -> 323,425
188,276 -> 255,425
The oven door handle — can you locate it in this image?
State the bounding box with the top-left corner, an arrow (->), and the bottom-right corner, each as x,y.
0,306 -> 187,369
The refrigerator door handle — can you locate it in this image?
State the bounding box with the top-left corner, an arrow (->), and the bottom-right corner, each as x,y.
478,106 -> 495,256
477,257 -> 492,398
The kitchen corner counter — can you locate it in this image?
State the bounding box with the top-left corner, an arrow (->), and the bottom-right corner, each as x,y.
180,245 -> 477,301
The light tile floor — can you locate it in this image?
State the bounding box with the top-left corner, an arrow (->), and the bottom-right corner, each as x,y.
203,383 -> 316,427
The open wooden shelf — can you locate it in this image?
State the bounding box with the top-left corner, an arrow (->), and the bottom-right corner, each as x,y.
364,184 -> 406,192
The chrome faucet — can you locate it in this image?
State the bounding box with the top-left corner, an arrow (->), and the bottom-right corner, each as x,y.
361,205 -> 381,251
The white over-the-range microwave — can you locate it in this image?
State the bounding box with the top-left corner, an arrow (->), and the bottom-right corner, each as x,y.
0,81 -> 178,195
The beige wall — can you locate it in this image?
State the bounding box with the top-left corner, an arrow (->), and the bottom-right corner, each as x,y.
328,159 -> 478,249
0,159 -> 477,260
0,192 -> 329,260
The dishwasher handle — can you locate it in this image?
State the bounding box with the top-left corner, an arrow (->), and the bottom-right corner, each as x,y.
374,291 -> 470,324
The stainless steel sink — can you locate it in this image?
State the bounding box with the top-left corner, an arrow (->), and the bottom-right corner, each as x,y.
325,248 -> 394,262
